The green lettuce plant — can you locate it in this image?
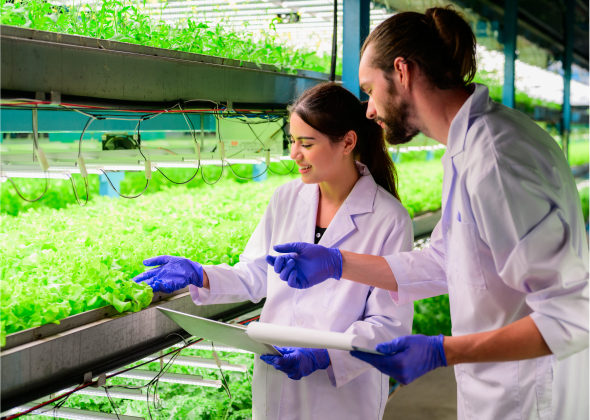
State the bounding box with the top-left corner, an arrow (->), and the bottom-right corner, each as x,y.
0,0 -> 330,74
1,177 -> 287,345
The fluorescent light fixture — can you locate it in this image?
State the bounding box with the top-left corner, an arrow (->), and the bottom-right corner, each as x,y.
577,180 -> 589,190
172,341 -> 254,354
3,403 -> 143,420
0,171 -> 70,180
387,145 -> 446,153
153,162 -> 202,168
110,369 -> 222,388
145,355 -> 248,372
60,386 -> 152,401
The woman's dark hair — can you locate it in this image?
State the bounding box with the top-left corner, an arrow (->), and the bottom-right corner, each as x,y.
362,6 -> 477,90
290,83 -> 400,201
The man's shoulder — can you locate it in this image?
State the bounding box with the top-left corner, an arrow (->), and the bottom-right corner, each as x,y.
462,105 -> 567,185
373,186 -> 412,224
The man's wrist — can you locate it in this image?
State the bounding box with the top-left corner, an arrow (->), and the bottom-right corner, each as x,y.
443,336 -> 460,366
202,269 -> 210,290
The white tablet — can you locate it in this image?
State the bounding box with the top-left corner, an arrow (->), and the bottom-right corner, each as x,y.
158,308 -> 282,356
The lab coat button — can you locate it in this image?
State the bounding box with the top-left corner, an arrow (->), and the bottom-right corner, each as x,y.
296,319 -> 304,326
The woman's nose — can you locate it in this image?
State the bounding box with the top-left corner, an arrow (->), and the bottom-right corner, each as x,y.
290,144 -> 302,160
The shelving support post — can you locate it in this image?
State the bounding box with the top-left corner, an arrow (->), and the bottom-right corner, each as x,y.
342,0 -> 370,100
502,0 -> 518,109
562,0 -> 575,162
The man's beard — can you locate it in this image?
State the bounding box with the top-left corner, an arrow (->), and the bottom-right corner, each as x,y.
378,87 -> 420,146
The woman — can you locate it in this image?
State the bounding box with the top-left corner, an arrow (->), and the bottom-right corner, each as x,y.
268,7 -> 589,420
133,83 -> 414,420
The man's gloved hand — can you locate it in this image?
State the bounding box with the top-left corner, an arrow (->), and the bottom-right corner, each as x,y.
350,334 -> 447,385
132,255 -> 203,294
260,347 -> 330,380
265,242 -> 342,289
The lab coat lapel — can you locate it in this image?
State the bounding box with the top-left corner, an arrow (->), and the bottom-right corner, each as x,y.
320,171 -> 377,248
297,183 -> 319,244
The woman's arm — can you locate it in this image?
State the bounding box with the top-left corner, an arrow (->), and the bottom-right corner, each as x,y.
191,192 -> 279,305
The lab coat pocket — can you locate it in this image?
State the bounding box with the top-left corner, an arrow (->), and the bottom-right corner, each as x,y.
535,355 -> 553,420
450,220 -> 487,289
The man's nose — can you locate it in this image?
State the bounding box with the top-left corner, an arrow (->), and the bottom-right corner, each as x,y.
366,98 -> 377,120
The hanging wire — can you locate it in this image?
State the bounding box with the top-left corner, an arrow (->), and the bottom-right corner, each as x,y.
99,170 -> 150,199
152,102 -> 202,184
200,113 -> 226,185
68,174 -> 89,206
78,116 -> 98,158
4,174 -> 50,202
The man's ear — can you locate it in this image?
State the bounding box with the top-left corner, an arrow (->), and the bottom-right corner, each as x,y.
393,57 -> 412,92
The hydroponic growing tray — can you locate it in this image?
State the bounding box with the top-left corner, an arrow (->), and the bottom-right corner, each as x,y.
0,288 -> 262,412
0,25 -> 330,106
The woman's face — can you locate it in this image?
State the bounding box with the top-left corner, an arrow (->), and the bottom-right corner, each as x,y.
289,113 -> 353,185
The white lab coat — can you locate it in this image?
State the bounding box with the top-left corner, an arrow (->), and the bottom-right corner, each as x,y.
190,163 -> 414,420
385,84 -> 589,420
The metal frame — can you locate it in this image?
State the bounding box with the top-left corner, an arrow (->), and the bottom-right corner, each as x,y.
1,293 -> 264,412
342,0 -> 370,99
1,26 -> 330,108
502,0 -> 518,108
562,0 -> 575,162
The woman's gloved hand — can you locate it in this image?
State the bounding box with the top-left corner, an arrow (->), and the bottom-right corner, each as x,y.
350,334 -> 447,385
265,242 -> 342,289
132,255 -> 203,293
260,347 -> 330,380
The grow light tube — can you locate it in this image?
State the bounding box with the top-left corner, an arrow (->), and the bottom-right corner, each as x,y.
181,159 -> 263,165
109,369 -> 222,388
2,403 -> 143,420
172,341 -> 254,354
387,144 -> 446,153
145,354 -> 248,372
0,171 -> 70,180
59,386 -> 151,401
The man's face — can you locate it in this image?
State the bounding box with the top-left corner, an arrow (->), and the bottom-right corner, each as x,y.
359,44 -> 420,145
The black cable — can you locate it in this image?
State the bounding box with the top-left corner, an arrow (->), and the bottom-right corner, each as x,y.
104,388 -> 122,420
329,0 -> 338,82
5,175 -> 50,202
211,343 -> 232,400
153,102 -> 201,185
68,174 -> 89,206
200,115 -> 226,185
99,170 -> 150,199
78,117 -> 98,158
268,159 -> 297,175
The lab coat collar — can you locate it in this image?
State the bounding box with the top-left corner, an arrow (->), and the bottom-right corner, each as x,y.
446,83 -> 494,158
296,162 -> 377,246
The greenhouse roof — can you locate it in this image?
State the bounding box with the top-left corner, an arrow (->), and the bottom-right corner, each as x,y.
451,0 -> 589,69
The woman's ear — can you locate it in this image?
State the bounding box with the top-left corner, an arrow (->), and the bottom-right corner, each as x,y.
342,130 -> 357,156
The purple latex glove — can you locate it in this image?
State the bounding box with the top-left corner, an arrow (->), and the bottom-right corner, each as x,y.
132,255 -> 203,293
260,347 -> 330,380
265,242 -> 343,289
350,334 -> 447,385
